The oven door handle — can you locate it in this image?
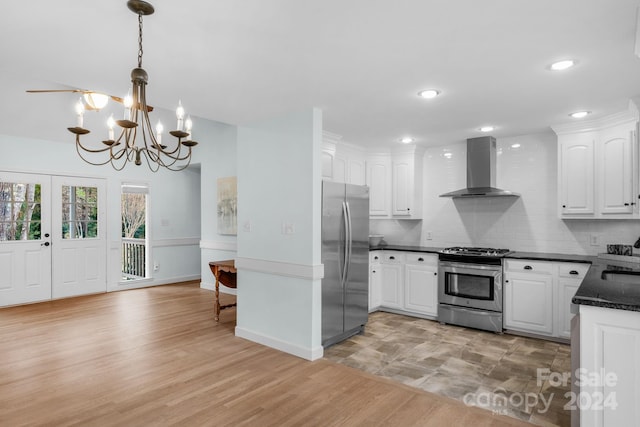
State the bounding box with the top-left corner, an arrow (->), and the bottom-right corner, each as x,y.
441,305 -> 499,316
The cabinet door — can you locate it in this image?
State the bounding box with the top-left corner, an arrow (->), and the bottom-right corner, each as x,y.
366,157 -> 391,216
559,135 -> 595,216
380,263 -> 403,309
558,278 -> 579,339
349,158 -> 366,186
369,252 -> 382,311
504,272 -> 554,335
599,125 -> 635,215
404,264 -> 438,316
392,157 -> 413,216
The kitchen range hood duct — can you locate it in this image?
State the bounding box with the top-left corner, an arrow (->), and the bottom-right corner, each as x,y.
439,136 -> 520,198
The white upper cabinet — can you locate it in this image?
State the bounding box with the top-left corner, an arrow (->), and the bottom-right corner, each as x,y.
559,133 -> 595,216
599,122 -> 635,215
366,155 -> 391,216
554,110 -> 638,219
321,132 -> 366,185
367,146 -> 424,219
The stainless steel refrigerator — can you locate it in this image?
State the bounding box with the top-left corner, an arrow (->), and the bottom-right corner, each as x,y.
321,181 -> 369,347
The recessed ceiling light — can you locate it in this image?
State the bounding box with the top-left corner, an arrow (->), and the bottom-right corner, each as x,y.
479,126 -> 494,132
400,137 -> 414,144
418,89 -> 440,99
511,143 -> 521,149
569,111 -> 591,119
549,59 -> 576,71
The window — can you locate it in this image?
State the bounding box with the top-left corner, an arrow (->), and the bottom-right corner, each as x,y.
61,185 -> 98,239
121,184 -> 148,280
0,181 -> 42,241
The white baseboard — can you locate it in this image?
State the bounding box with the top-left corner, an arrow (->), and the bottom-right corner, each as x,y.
235,326 -> 323,361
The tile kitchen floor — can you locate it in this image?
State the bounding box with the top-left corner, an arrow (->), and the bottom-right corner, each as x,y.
324,311 -> 571,427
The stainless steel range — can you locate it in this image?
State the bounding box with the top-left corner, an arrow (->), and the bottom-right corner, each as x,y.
438,247 -> 512,333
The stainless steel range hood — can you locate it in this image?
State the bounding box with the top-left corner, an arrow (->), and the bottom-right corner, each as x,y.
439,136 -> 519,198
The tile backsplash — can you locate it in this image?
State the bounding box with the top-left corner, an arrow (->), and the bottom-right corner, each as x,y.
370,131 -> 640,255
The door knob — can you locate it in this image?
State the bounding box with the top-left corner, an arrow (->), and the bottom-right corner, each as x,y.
41,242 -> 50,247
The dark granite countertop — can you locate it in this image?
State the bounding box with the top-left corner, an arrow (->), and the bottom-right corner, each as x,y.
369,244 -> 443,253
369,245 -> 640,312
570,257 -> 640,312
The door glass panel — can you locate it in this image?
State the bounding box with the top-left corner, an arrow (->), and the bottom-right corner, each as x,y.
445,272 -> 494,300
0,181 -> 42,241
61,186 -> 98,239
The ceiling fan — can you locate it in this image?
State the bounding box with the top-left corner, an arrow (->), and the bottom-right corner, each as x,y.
25,89 -> 154,112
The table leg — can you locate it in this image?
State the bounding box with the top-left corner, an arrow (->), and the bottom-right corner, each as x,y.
214,269 -> 221,322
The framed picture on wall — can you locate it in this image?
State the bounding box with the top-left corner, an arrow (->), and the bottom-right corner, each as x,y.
217,176 -> 237,235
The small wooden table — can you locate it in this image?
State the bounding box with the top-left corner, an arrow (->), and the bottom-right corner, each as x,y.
208,260 -> 237,322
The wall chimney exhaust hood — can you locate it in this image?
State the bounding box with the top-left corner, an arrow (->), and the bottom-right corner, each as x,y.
439,136 -> 520,198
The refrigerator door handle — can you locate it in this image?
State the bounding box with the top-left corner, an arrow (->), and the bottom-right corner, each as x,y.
340,201 -> 349,286
344,201 -> 353,285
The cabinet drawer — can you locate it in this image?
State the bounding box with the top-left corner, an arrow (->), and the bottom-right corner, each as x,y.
558,263 -> 590,278
382,251 -> 405,264
405,252 -> 437,265
504,259 -> 553,274
370,251 -> 382,264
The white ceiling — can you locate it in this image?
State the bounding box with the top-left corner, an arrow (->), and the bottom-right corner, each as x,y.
2,0 -> 640,148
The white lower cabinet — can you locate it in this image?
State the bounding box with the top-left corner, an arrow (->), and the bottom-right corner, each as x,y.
557,263 -> 590,339
373,251 -> 438,319
380,252 -> 404,309
579,305 -> 640,427
503,259 -> 590,339
404,254 -> 438,317
504,260 -> 555,336
369,252 -> 382,311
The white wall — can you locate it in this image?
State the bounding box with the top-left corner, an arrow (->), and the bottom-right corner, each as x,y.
198,120 -> 238,291
372,130 -> 640,255
0,101 -> 224,292
235,108 -> 323,361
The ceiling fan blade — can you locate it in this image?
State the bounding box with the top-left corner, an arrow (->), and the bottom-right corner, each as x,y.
109,95 -> 154,112
26,89 -> 85,93
27,89 -> 154,112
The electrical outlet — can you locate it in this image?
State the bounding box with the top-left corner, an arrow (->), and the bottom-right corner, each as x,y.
426,231 -> 433,240
153,261 -> 159,271
282,222 -> 295,235
590,233 -> 600,246
243,220 -> 252,232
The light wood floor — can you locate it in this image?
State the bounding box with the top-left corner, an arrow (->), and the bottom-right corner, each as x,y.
0,283 -> 532,426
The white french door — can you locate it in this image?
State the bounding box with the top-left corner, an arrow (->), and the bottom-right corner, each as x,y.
51,176 -> 106,299
0,172 -> 52,306
0,172 -> 106,307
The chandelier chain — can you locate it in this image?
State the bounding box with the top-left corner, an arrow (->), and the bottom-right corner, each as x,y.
138,13 -> 144,68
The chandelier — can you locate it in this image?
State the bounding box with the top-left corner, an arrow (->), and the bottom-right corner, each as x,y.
68,0 -> 198,172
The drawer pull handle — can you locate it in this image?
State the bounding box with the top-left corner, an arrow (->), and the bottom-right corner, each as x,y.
374,256 -> 378,260
524,265 -> 532,270
389,256 -> 395,260
569,270 -> 579,275
418,257 -> 424,262
434,272 -> 437,276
